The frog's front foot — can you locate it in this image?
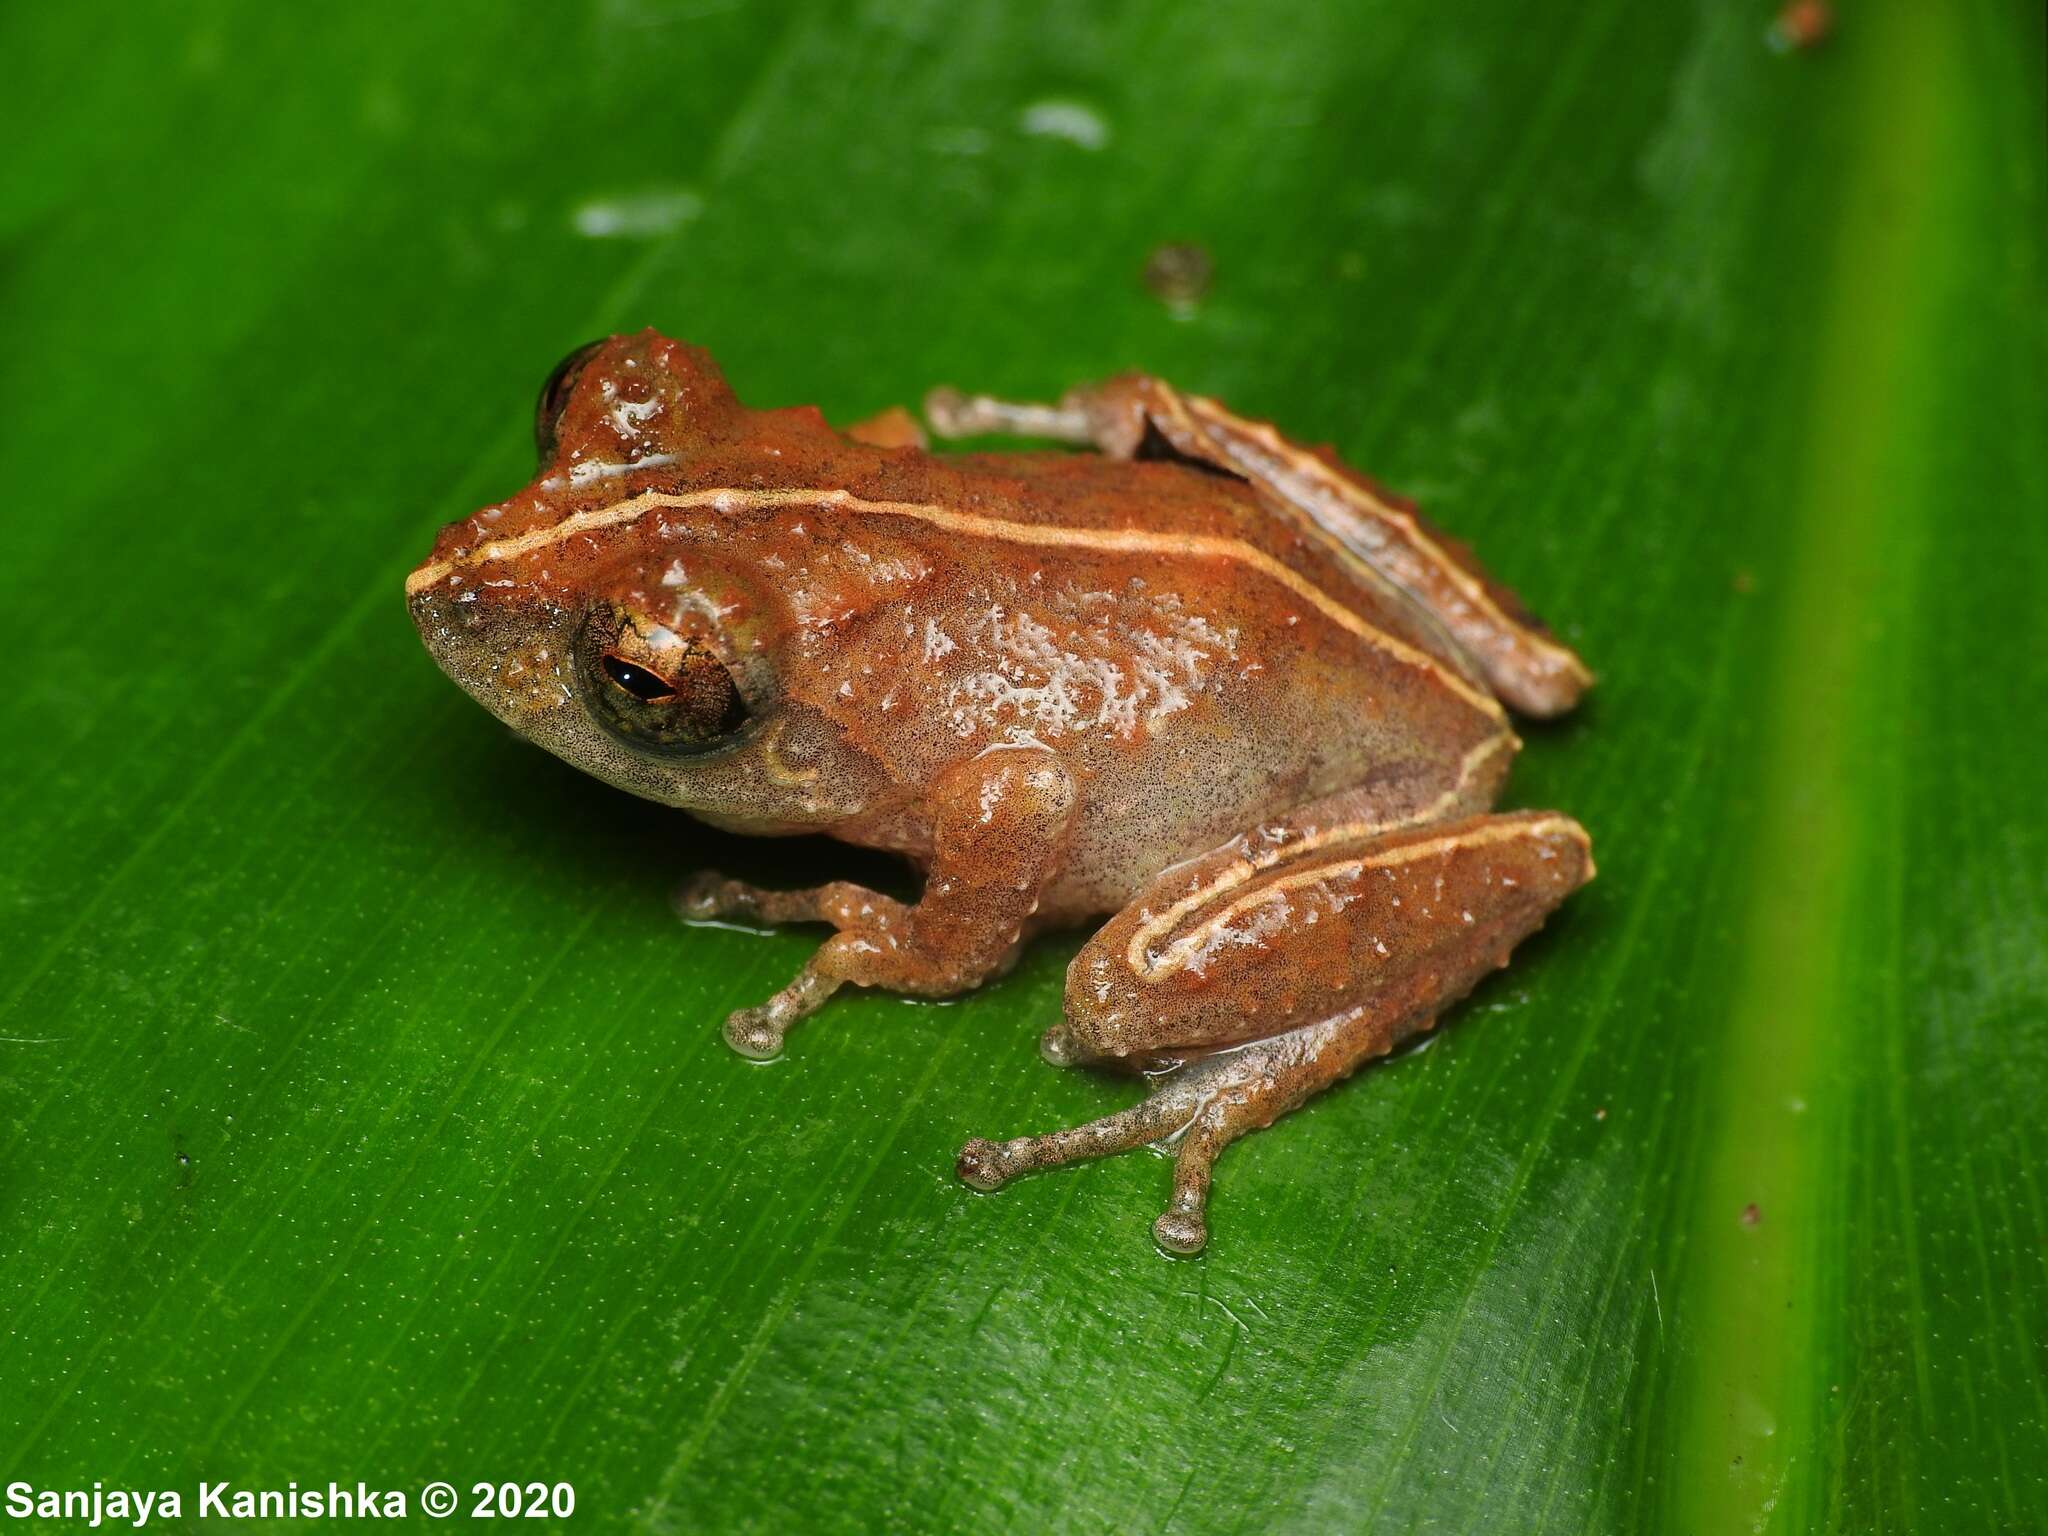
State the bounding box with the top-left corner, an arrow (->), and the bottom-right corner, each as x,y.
674,870 -> 735,923
675,871 -> 906,1055
684,752 -> 1073,1057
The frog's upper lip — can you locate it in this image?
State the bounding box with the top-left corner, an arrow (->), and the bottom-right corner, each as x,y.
404,477 -> 669,597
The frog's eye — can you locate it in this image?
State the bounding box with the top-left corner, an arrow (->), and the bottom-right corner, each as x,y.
534,338 -> 607,465
578,617 -> 748,755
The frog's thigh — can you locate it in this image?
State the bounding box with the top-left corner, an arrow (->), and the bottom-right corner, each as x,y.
1052,766 -> 1539,1063
959,809 -> 1591,1252
929,372 -> 1591,718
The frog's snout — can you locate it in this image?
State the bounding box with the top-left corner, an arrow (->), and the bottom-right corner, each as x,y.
406,584 -> 474,684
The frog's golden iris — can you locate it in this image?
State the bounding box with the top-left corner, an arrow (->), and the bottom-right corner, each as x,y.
576,606 -> 747,754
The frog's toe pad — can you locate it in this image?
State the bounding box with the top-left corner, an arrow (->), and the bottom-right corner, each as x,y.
1152,1208 -> 1208,1256
674,871 -> 730,921
956,1137 -> 1022,1191
1039,1025 -> 1083,1068
723,1007 -> 785,1061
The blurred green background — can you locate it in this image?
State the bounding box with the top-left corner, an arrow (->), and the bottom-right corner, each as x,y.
3,1 -> 2044,1531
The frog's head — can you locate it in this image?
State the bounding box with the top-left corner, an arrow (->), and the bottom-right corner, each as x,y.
405,332 -> 882,825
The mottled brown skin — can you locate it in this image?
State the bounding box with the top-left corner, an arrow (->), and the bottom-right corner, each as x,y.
408,330 -> 1594,1252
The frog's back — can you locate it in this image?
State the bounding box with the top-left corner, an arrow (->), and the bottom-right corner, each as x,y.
755,444 -> 1514,914
873,447 -> 1480,675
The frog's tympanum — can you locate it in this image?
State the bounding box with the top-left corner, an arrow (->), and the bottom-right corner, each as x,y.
409,331 -> 1594,1253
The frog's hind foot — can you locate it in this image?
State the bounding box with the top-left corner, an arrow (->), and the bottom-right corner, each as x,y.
959,1019 -> 1398,1255
923,386 -> 1094,444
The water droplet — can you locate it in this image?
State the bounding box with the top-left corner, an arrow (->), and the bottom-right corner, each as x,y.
571,185 -> 705,239
1018,99 -> 1110,151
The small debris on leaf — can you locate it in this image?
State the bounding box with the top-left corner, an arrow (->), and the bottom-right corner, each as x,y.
1144,242 -> 1213,311
1769,0 -> 1833,53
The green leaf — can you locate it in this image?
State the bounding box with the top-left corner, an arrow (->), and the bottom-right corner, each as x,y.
4,1 -> 2043,1531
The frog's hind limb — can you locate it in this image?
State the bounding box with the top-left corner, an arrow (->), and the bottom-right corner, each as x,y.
922,387 -> 1095,445
956,806 -> 1593,1253
840,405 -> 928,450
924,374 -> 1592,719
960,1006 -> 1429,1255
680,748 -> 1078,1060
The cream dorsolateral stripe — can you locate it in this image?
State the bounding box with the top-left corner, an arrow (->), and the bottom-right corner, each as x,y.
1135,812 -> 1591,982
1121,734 -> 1512,973
1177,394 -> 1594,688
406,485 -> 1508,723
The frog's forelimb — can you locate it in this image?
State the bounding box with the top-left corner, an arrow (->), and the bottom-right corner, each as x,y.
680,748 -> 1077,1059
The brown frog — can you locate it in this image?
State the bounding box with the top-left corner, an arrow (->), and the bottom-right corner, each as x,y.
407,330 -> 1594,1252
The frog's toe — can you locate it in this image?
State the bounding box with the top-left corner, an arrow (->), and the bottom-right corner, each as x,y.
956,1137 -> 1022,1191
718,965 -> 844,1058
722,1006 -> 786,1060
674,870 -> 731,921
956,1092 -> 1193,1203
1038,1024 -> 1083,1067
1152,1205 -> 1208,1256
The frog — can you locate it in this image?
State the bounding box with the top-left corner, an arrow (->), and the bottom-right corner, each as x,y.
407,330 -> 1594,1253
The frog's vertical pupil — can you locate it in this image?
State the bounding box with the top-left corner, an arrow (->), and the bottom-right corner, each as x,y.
600,653 -> 676,703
